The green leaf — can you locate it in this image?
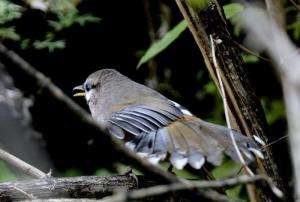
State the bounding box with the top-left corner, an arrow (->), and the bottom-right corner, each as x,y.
137,20 -> 187,68
212,160 -> 241,179
0,27 -> 20,41
33,39 -> 65,52
223,3 -> 244,20
49,0 -> 77,13
0,161 -> 17,182
287,13 -> 300,40
186,0 -> 209,10
94,168 -> 114,176
261,97 -> 285,125
242,54 -> 259,63
226,185 -> 248,202
74,14 -> 101,26
20,39 -> 30,49
49,12 -> 100,31
62,168 -> 82,177
0,0 -> 23,24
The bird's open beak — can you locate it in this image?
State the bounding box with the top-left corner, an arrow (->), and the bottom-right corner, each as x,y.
73,85 -> 86,97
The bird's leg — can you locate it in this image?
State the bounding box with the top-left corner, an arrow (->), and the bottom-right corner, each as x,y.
123,166 -> 138,188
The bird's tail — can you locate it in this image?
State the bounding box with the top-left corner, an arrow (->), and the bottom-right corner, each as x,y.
126,118 -> 264,170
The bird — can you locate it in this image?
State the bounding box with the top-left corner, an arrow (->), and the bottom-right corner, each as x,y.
73,69 -> 263,170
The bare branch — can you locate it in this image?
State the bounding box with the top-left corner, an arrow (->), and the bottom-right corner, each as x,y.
0,148 -> 47,179
289,0 -> 300,11
0,174 -> 279,202
0,174 -> 232,202
0,174 -> 137,201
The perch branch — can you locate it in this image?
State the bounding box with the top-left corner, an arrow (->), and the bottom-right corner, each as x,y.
102,175 -> 281,202
0,174 -> 279,202
0,175 -> 137,201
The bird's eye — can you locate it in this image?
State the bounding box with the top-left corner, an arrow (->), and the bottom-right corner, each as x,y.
84,83 -> 95,91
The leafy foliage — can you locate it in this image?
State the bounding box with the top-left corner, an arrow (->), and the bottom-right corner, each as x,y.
33,34 -> 66,52
186,0 -> 209,10
0,0 -> 22,40
0,161 -> 17,182
138,3 -> 244,67
288,12 -> 300,40
0,0 -> 100,51
223,3 -> 244,20
0,0 -> 23,24
48,11 -> 101,32
137,20 -> 187,68
0,27 -> 20,41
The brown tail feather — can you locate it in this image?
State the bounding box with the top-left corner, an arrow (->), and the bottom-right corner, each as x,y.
126,117 -> 262,169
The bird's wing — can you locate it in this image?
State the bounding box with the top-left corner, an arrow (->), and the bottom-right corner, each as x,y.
107,98 -> 263,170
107,98 -> 183,139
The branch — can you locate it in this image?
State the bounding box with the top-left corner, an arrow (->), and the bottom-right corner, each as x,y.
0,175 -> 137,201
102,175 -> 281,202
0,174 -> 279,202
0,174 -> 230,201
0,148 -> 47,179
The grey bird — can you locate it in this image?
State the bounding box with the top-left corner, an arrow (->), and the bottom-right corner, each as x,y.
73,69 -> 263,170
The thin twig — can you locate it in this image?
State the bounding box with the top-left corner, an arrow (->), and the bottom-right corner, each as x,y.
289,0 -> 300,11
233,41 -> 271,62
13,186 -> 36,200
0,148 -> 47,178
261,135 -> 288,150
210,35 -> 253,175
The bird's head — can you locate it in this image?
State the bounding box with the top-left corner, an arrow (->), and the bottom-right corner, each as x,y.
73,69 -> 123,105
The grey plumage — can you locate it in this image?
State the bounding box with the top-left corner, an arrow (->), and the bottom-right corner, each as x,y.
74,69 -> 264,170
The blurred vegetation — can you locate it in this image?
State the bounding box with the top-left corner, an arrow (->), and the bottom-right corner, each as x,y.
0,0 -> 295,201
0,162 -> 17,182
0,0 -> 100,51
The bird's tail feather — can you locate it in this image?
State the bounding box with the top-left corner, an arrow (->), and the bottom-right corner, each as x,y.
126,119 -> 263,170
